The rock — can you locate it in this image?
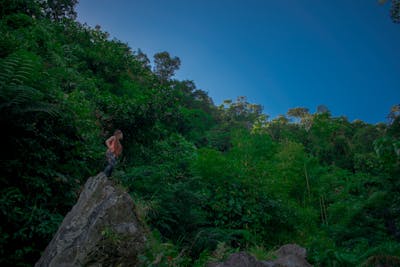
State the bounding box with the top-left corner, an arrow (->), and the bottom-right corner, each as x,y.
273,244 -> 312,267
273,254 -> 312,267
208,244 -> 312,267
35,172 -> 146,267
275,244 -> 307,259
208,251 -> 270,267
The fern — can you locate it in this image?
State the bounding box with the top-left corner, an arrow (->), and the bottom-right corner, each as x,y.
0,51 -> 37,87
0,85 -> 41,107
0,51 -> 60,118
362,255 -> 400,267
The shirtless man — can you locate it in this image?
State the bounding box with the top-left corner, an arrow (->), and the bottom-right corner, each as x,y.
103,129 -> 123,177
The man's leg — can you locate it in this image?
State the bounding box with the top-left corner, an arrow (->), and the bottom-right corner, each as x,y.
103,163 -> 114,177
104,153 -> 116,177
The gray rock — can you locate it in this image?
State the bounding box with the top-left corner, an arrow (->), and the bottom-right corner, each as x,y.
208,244 -> 312,267
35,172 -> 146,267
274,254 -> 312,267
275,244 -> 307,259
274,244 -> 311,267
208,251 -> 270,267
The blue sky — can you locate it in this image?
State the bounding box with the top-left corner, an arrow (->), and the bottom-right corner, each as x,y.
76,0 -> 400,124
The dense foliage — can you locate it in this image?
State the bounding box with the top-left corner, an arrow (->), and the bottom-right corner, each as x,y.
1,1 -> 399,266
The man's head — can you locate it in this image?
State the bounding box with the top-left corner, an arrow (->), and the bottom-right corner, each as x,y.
114,129 -> 123,140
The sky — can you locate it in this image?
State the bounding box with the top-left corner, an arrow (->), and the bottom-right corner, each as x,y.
76,0 -> 400,124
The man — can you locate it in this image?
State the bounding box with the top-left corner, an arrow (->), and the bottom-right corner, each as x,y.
103,129 -> 123,177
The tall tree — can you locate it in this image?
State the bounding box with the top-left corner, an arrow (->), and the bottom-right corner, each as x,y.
153,51 -> 181,81
287,107 -> 310,122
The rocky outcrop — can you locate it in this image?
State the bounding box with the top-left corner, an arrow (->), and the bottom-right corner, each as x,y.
208,244 -> 312,267
35,172 -> 146,267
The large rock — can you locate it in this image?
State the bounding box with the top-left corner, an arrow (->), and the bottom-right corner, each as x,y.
273,244 -> 312,267
35,172 -> 146,267
207,251 -> 270,267
208,244 -> 312,267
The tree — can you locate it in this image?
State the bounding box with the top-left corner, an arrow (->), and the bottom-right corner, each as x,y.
387,104 -> 400,127
316,104 -> 330,114
0,0 -> 78,21
221,96 -> 263,129
41,0 -> 78,21
391,0 -> 400,22
153,51 -> 181,81
0,0 -> 41,19
287,107 -> 310,125
134,48 -> 151,70
379,0 -> 400,23
287,107 -> 309,119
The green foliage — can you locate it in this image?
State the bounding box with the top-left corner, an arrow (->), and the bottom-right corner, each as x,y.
0,0 -> 78,21
0,0 -> 41,19
219,96 -> 264,130
381,0 -> 400,23
248,245 -> 279,262
193,241 -> 236,267
0,49 -> 100,265
270,141 -> 309,201
192,134 -> 300,246
153,51 -> 181,81
138,230 -> 192,267
1,4 -> 399,267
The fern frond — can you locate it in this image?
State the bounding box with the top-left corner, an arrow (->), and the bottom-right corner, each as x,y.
0,51 -> 37,86
0,84 -> 42,103
0,84 -> 61,119
21,103 -> 61,118
0,51 -> 62,122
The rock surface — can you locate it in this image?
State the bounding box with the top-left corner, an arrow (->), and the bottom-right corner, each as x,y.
35,172 -> 146,267
273,244 -> 312,267
207,251 -> 269,267
208,244 -> 312,267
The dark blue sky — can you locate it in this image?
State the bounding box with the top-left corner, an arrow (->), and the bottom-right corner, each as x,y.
77,0 -> 400,124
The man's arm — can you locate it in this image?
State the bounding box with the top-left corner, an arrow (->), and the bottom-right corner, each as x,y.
105,136 -> 115,149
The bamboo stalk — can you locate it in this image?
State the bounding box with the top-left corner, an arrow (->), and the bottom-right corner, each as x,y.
304,162 -> 311,201
319,196 -> 324,225
322,195 -> 328,225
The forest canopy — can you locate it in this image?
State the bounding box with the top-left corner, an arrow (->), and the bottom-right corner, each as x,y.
0,1 -> 399,266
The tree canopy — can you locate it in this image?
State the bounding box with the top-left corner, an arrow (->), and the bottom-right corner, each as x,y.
1,2 -> 399,266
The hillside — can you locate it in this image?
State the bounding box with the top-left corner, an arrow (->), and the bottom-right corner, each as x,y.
1,1 -> 399,266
